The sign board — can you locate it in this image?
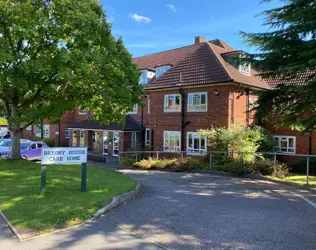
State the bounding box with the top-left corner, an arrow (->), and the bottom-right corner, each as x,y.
41,147 -> 88,165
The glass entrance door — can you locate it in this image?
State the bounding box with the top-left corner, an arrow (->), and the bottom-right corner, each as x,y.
103,132 -> 109,155
113,132 -> 119,156
72,130 -> 78,147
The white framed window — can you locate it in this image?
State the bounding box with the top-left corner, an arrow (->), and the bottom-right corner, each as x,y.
156,65 -> 171,78
43,125 -> 50,139
164,131 -> 181,152
187,132 -> 207,155
65,128 -> 70,139
239,54 -> 251,75
78,105 -> 87,115
128,104 -> 138,114
188,92 -> 207,112
131,132 -> 137,148
35,126 -> 41,137
145,128 -> 150,146
164,94 -> 181,112
274,136 -> 296,154
139,70 -> 148,84
148,98 -> 150,114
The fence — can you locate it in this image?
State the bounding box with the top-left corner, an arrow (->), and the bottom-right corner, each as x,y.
119,150 -> 316,185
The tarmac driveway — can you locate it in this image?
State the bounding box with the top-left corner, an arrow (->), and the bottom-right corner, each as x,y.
1,169 -> 316,250
105,170 -> 316,250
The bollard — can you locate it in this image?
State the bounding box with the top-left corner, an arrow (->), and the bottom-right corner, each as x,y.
306,156 -> 310,185
209,152 -> 213,169
135,153 -> 138,162
40,165 -> 46,194
81,163 -> 87,192
156,151 -> 159,161
273,152 -> 277,177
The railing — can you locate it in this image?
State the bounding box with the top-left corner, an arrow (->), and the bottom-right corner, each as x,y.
119,150 -> 316,185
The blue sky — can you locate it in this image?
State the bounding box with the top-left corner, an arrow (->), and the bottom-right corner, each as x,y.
100,0 -> 279,57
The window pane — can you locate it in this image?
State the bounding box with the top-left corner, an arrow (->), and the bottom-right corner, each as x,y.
175,96 -> 180,105
288,138 -> 294,147
193,96 -> 200,105
280,140 -> 287,148
194,137 -> 199,149
201,94 -> 206,104
188,95 -> 193,105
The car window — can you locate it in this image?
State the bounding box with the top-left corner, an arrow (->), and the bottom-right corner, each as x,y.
30,143 -> 37,150
20,143 -> 31,150
0,140 -> 11,147
37,143 -> 43,148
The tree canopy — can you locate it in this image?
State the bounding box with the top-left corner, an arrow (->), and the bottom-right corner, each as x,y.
0,0 -> 143,158
240,0 -> 316,133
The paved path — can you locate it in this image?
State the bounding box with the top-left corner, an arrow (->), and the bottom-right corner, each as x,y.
0,216 -> 162,250
1,167 -> 316,249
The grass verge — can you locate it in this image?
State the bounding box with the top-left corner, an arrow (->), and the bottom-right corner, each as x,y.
268,174 -> 316,191
0,159 -> 137,235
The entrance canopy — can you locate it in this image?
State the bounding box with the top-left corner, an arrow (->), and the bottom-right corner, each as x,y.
68,115 -> 144,132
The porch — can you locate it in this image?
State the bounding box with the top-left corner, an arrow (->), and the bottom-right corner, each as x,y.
67,116 -> 144,162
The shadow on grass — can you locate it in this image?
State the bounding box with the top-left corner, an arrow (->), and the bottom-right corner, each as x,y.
0,159 -> 137,237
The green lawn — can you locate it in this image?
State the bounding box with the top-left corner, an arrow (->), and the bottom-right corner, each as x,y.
269,174 -> 316,190
0,159 -> 137,234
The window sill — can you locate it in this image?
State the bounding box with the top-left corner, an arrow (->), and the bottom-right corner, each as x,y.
164,110 -> 181,113
187,110 -> 208,113
186,152 -> 207,156
276,151 -> 296,155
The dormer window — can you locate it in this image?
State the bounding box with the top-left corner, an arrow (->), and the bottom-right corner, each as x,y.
239,54 -> 251,75
139,70 -> 148,84
156,65 -> 171,78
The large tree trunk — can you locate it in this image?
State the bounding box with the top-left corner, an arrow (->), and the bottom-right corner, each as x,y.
10,123 -> 21,160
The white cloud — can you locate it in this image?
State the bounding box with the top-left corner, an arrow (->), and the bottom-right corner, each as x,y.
129,13 -> 152,24
166,4 -> 176,12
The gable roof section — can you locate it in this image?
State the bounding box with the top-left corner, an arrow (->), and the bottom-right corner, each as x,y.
209,43 -> 270,89
133,39 -> 270,90
145,43 -> 231,89
68,115 -> 144,131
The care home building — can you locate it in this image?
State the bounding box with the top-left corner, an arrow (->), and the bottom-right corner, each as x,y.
33,36 -> 315,161
67,36 -> 269,158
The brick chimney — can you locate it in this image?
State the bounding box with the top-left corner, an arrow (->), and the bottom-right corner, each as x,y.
195,36 -> 206,44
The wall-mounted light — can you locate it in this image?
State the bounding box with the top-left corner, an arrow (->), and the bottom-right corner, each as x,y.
213,89 -> 220,95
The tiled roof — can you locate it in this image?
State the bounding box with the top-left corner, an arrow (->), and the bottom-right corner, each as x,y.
132,43 -> 204,70
68,115 -> 144,131
133,39 -> 270,90
265,71 -> 316,89
209,43 -> 270,89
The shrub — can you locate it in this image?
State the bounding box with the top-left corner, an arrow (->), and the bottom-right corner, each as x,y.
43,138 -> 54,147
289,158 -> 316,176
120,155 -> 136,167
214,158 -> 289,178
133,158 -> 156,169
133,157 -> 206,171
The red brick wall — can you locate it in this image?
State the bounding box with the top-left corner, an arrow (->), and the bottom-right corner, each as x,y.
146,85 -> 232,151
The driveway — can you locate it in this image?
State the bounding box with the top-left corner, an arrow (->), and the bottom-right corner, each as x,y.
1,169 -> 316,249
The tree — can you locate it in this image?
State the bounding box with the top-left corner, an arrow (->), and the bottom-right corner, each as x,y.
0,0 -> 143,159
240,0 -> 316,133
